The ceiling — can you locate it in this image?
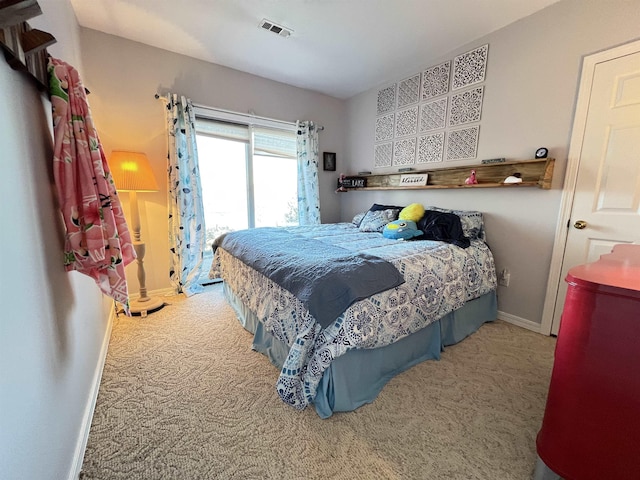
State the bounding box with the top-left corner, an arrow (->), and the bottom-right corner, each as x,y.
69,0 -> 561,99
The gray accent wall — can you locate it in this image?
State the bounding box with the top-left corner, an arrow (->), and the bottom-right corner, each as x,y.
343,0 -> 640,329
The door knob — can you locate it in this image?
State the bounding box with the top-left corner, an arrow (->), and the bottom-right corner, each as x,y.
573,220 -> 587,229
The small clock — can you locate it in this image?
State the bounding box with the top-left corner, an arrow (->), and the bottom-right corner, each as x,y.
535,147 -> 549,159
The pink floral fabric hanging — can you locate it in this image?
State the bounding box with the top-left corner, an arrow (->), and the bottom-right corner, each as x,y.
48,57 -> 136,314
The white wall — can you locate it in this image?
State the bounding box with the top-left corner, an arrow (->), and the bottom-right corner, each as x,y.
0,1 -> 113,479
344,0 -> 640,328
77,29 -> 347,295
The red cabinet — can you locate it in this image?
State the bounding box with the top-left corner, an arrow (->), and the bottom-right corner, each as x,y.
536,244 -> 640,479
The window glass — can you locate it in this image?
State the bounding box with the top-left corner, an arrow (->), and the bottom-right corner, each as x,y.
195,118 -> 297,284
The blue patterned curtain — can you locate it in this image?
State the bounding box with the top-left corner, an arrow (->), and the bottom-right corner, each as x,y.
165,94 -> 206,296
296,120 -> 321,225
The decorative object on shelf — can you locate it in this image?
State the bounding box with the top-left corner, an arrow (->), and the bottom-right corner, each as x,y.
399,173 -> 428,186
465,169 -> 478,185
452,44 -> 489,91
343,176 -> 366,188
398,167 -> 414,172
336,173 -> 348,193
503,173 -> 523,184
535,147 -> 549,158
323,151 -> 336,171
336,174 -> 366,191
109,151 -> 165,316
481,157 -> 506,164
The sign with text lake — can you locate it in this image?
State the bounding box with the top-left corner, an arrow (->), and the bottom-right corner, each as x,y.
338,176 -> 367,188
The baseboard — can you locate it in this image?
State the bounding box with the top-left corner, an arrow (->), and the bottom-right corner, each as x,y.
497,310 -> 545,334
67,303 -> 116,480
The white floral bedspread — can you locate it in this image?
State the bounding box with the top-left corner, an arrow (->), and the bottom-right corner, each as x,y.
210,223 -> 497,410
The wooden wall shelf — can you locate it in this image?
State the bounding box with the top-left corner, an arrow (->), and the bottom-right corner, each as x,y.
0,0 -> 55,90
347,158 -> 555,191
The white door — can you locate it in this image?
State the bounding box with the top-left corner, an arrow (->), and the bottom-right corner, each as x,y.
544,41 -> 640,335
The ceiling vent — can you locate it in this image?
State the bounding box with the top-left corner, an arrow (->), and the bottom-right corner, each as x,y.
259,19 -> 293,38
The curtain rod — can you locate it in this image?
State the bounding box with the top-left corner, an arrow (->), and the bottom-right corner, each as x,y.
154,93 -> 324,131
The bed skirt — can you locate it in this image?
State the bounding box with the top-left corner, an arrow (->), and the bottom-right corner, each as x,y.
223,283 -> 497,418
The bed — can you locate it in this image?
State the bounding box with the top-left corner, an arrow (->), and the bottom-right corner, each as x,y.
209,205 -> 498,418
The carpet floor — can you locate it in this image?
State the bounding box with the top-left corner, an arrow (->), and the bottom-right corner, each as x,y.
80,283 -> 555,480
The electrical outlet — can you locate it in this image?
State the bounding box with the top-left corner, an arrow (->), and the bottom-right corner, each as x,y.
499,269 -> 510,287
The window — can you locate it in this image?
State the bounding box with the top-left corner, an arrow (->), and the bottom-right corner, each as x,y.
194,109 -> 298,284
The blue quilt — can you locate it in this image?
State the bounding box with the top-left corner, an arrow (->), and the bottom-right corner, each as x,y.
217,228 -> 405,328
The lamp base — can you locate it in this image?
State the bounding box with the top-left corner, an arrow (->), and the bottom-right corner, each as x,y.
129,296 -> 165,316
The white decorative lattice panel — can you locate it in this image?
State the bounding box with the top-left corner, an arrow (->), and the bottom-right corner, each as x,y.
419,97 -> 448,132
417,132 -> 445,164
446,126 -> 479,160
448,86 -> 484,127
393,138 -> 417,166
397,74 -> 421,108
375,113 -> 395,142
395,106 -> 419,137
377,84 -> 397,115
421,61 -> 450,100
374,142 -> 393,168
452,44 -> 488,91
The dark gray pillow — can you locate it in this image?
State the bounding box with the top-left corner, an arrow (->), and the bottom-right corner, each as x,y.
368,203 -> 404,212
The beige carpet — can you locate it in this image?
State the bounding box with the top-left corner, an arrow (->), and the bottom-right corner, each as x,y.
80,284 -> 556,480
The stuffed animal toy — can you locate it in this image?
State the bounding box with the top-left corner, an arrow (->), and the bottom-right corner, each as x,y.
465,169 -> 478,185
383,219 -> 423,240
398,203 -> 425,222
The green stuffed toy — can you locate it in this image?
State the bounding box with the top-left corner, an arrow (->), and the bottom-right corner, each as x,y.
383,219 -> 423,240
399,203 -> 425,222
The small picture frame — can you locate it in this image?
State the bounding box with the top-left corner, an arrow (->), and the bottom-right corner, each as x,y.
323,152 -> 336,171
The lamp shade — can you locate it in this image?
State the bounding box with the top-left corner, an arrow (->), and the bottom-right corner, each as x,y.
109,151 -> 159,192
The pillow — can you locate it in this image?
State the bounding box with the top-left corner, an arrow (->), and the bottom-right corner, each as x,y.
424,206 -> 486,241
351,211 -> 366,227
368,203 -> 404,212
359,208 -> 400,232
